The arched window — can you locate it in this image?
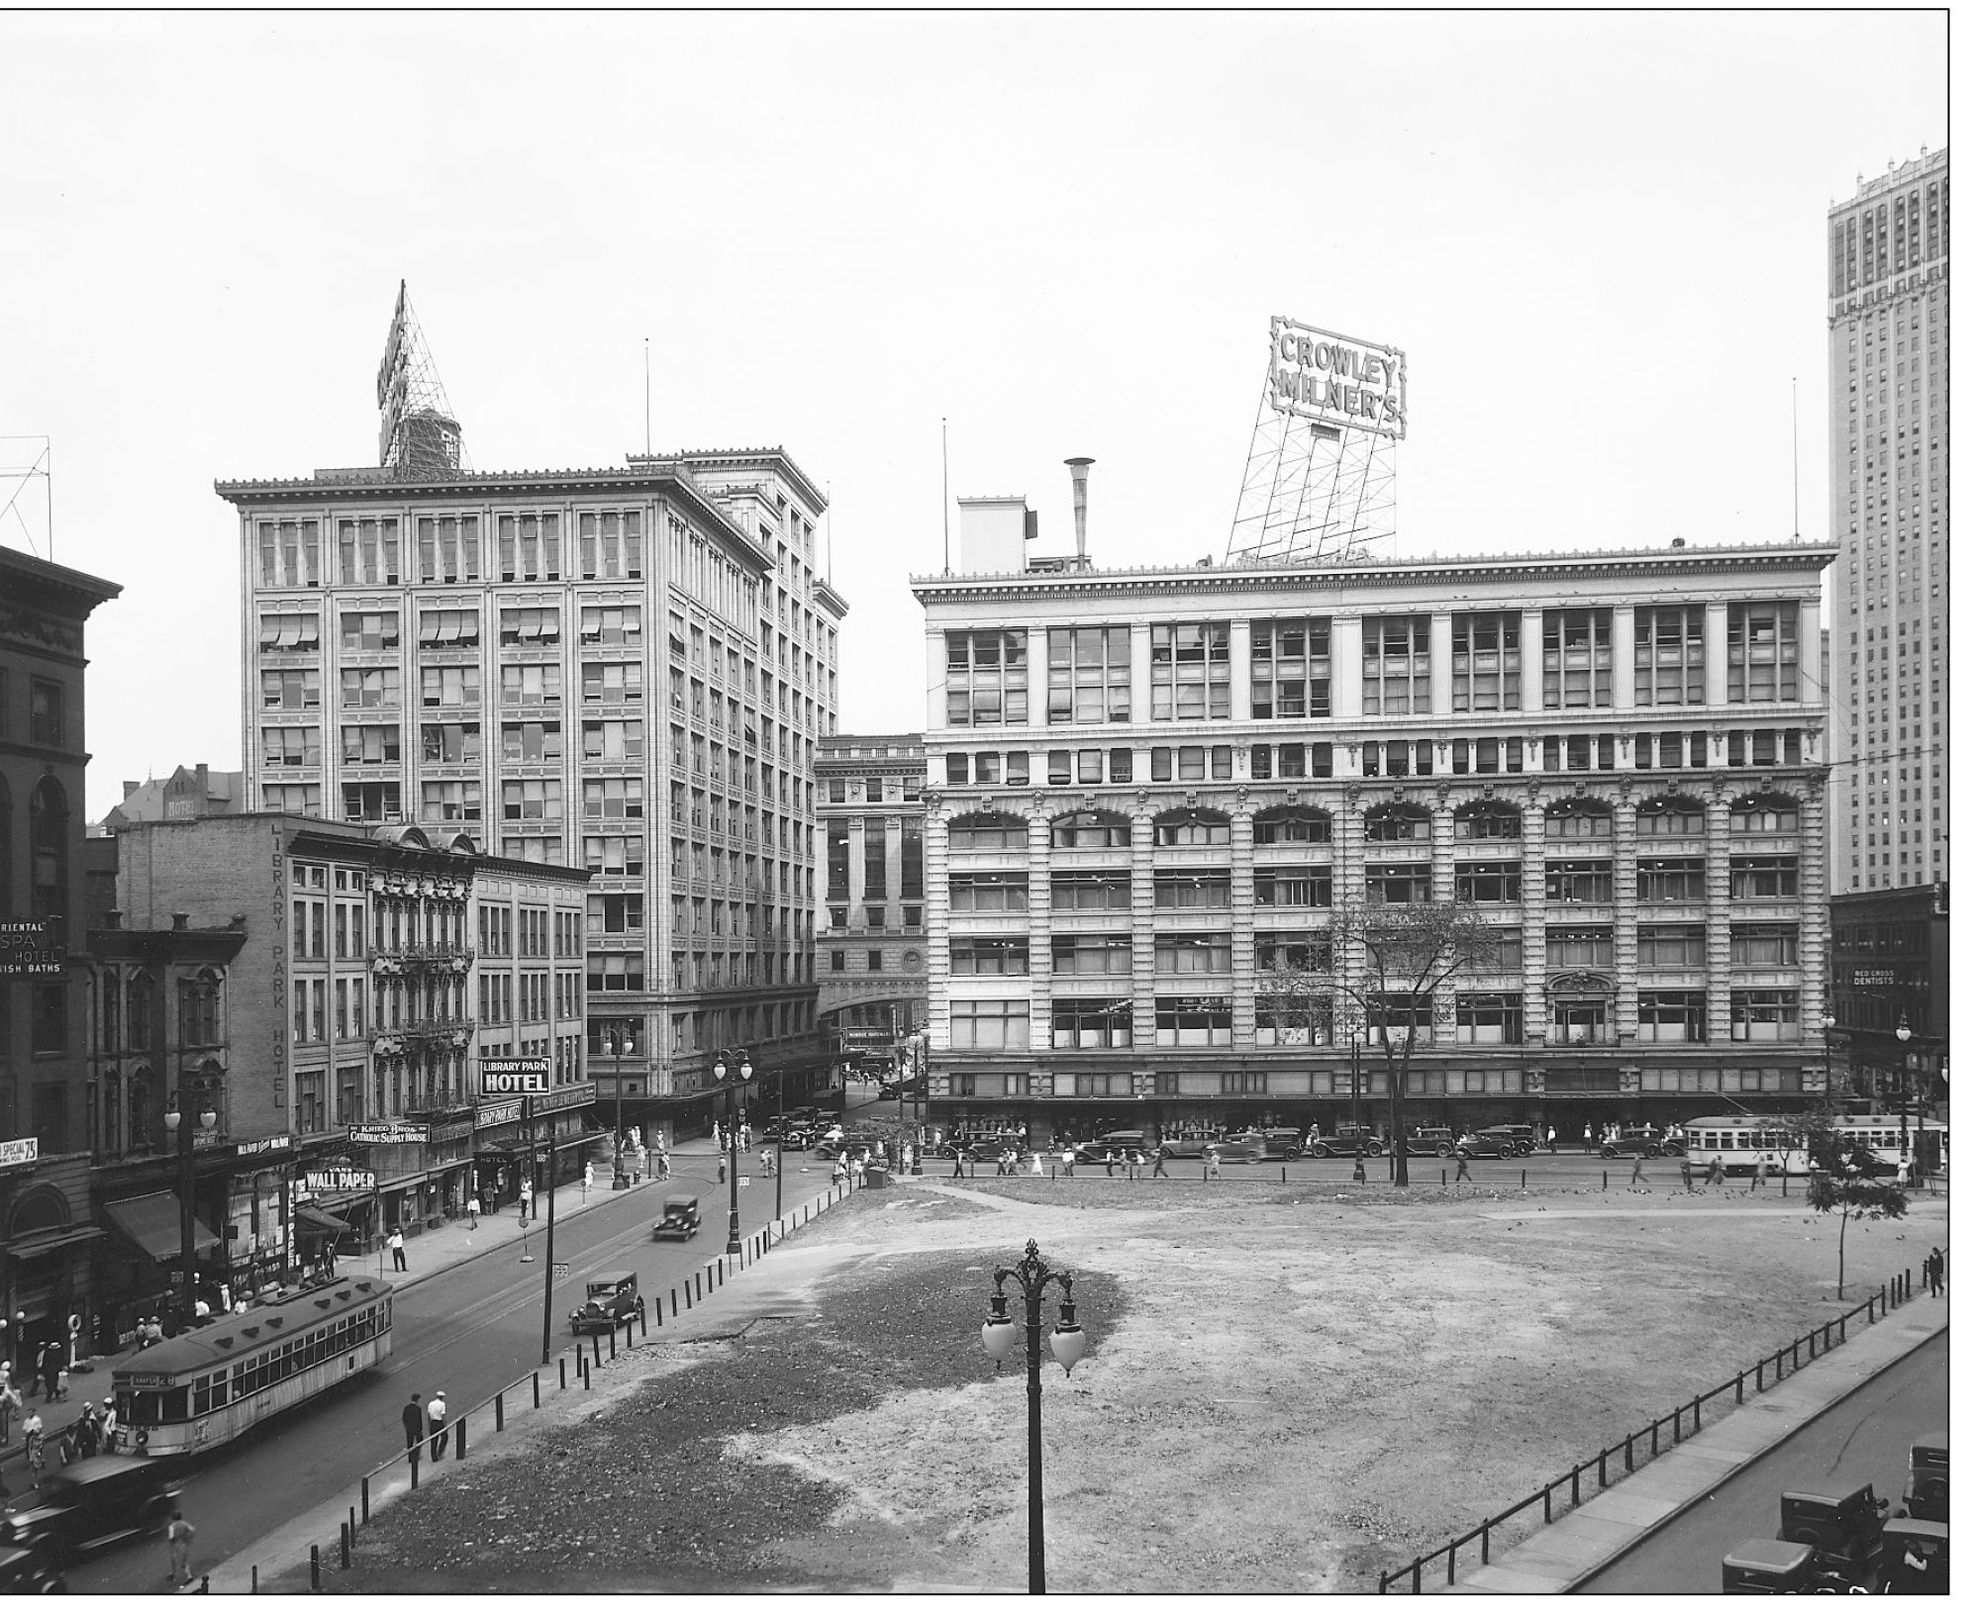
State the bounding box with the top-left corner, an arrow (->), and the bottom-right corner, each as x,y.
1253,806 -> 1333,845
1453,801 -> 1521,840
1364,802 -> 1431,842
179,969 -> 222,1048
947,812 -> 1027,852
29,776 -> 68,921
1546,798 -> 1614,839
127,973 -> 156,1056
1639,796 -> 1706,837
1050,809 -> 1130,849
1154,807 -> 1230,847
1730,794 -> 1801,835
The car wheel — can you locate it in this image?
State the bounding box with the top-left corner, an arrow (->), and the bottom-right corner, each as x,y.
1285,1147 -> 1302,1161
1435,1143 -> 1452,1158
1368,1142 -> 1385,1157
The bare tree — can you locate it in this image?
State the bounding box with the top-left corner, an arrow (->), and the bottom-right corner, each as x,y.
1259,895 -> 1499,1187
1804,1174 -> 1908,1299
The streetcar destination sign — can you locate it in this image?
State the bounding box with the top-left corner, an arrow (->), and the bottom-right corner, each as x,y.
480,1057 -> 552,1097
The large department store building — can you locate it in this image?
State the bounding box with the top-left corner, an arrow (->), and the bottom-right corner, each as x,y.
913,538 -> 1838,1142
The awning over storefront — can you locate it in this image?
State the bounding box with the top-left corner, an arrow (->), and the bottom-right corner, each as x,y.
5,1225 -> 106,1260
295,1206 -> 351,1237
102,1192 -> 222,1263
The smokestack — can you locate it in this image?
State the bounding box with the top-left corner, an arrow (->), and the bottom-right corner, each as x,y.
1064,457 -> 1094,562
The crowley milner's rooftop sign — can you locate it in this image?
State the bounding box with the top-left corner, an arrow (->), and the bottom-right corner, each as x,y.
1267,316 -> 1407,441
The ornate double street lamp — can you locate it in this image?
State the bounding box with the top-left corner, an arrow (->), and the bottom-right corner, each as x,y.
908,1028 -> 928,1174
609,1025 -> 632,1188
1895,1015 -> 1913,1173
163,1094 -> 217,1326
980,1239 -> 1089,1594
712,1050 -> 753,1256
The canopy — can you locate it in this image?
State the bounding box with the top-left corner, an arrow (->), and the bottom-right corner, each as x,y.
102,1193 -> 222,1263
295,1206 -> 351,1238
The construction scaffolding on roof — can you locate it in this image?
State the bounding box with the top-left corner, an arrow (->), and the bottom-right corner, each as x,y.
1226,316 -> 1404,565
375,281 -> 468,481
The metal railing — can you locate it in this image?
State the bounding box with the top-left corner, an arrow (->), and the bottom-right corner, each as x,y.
1377,1265 -> 1929,1592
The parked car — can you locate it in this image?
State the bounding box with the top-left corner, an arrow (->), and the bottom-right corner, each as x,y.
1401,1127 -> 1458,1159
1778,1482 -> 1889,1590
1482,1124 -> 1540,1156
1072,1131 -> 1154,1165
0,1459 -> 184,1567
1154,1132 -> 1223,1159
1599,1134 -> 1667,1159
1227,1128 -> 1304,1160
1215,1138 -> 1268,1164
570,1273 -> 644,1333
0,1538 -> 63,1593
1454,1130 -> 1518,1160
1308,1128 -> 1385,1159
1902,1432 -> 1947,1523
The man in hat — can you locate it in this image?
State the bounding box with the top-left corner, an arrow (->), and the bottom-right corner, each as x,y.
401,1391 -> 425,1465
426,1390 -> 449,1460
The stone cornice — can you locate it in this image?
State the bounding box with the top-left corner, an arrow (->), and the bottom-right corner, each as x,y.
911,540 -> 1838,602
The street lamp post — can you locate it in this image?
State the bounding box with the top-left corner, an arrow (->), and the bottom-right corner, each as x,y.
1349,1031 -> 1363,1140
910,1028 -> 927,1175
1896,1016 -> 1913,1176
610,1027 -> 631,1188
162,1095 -> 217,1327
980,1239 -> 1089,1595
712,1050 -> 753,1256
1822,1012 -> 1837,1105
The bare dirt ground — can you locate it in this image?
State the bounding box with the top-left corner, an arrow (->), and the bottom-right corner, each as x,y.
322,1175 -> 1945,1594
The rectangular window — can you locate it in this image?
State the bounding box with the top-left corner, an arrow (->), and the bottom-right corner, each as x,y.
580,720 -> 645,762
577,509 -> 644,580
1636,857 -> 1705,902
1730,988 -> 1801,1041
334,517 -> 401,585
1633,606 -> 1706,706
579,606 -> 643,647
1253,994 -> 1334,1047
1366,863 -> 1432,904
945,631 -> 1030,726
950,937 -> 1030,976
1046,625 -> 1131,724
1638,991 -> 1707,1042
1252,865 -> 1333,907
1453,861 -> 1521,902
1636,923 -> 1705,967
1545,860 -> 1614,902
1149,622 -> 1231,721
339,609 -> 400,652
500,720 -> 564,763
1250,617 -> 1332,719
1361,616 -> 1432,715
1051,999 -> 1132,1050
498,606 -> 561,647
1542,608 -> 1613,708
947,873 -> 1029,913
949,999 -> 1030,1050
579,662 -> 644,703
1729,923 -> 1800,967
1727,601 -> 1800,702
1455,992 -> 1523,1044
1051,933 -> 1132,974
1449,612 -> 1521,711
1051,871 -> 1131,911
416,608 -> 481,650
1153,870 -> 1231,909
420,780 -> 481,823
1728,855 -> 1799,899
339,724 -> 401,765
1154,996 -> 1232,1047
1154,932 -> 1232,974
414,514 -> 481,583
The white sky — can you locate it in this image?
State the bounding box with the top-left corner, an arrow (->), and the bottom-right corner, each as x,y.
0,9 -> 1946,822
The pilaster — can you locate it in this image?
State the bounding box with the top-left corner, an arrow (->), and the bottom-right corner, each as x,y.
1130,796 -> 1158,1046
1612,606 -> 1637,711
1705,784 -> 1734,1044
1798,777 -> 1829,1036
924,628 -> 947,730
1429,612 -> 1454,718
1703,602 -> 1731,708
1331,616 -> 1365,720
1229,619 -> 1254,722
923,796 -> 951,1049
1026,809 -> 1053,1041
1230,797 -> 1256,1043
1612,785 -> 1639,1042
1521,787 -> 1547,1043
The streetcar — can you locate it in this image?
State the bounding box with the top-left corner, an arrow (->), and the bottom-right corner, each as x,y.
111,1275 -> 393,1456
1677,1115 -> 1949,1178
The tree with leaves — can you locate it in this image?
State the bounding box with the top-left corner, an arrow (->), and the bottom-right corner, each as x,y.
1259,894 -> 1499,1187
1805,1173 -> 1907,1299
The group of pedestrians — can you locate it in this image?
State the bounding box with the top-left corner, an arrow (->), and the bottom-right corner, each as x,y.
400,1389 -> 452,1465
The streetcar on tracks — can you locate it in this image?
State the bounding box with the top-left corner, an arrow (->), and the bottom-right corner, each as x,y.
1678,1115 -> 1949,1178
110,1275 -> 393,1457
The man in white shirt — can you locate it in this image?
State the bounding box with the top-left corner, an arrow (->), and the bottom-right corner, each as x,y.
425,1390 -> 449,1460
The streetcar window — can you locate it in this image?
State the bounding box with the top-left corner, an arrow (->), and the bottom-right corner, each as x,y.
158,1387 -> 191,1424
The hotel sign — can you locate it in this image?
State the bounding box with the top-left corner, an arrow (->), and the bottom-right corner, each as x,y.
0,920 -> 64,978
1267,316 -> 1407,441
527,1083 -> 597,1117
475,1099 -> 523,1130
481,1057 -> 553,1098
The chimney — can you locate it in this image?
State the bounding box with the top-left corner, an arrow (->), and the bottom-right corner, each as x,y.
1064,457 -> 1094,563
196,763 -> 209,794
123,781 -> 140,799
102,909 -> 123,931
172,912 -> 190,931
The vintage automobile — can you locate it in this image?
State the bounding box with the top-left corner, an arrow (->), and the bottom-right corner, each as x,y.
0,1538 -> 64,1593
1454,1130 -> 1519,1160
1721,1537 -> 1835,1593
569,1273 -> 644,1333
1307,1127 -> 1386,1160
1876,1517 -> 1948,1593
651,1196 -> 702,1242
1401,1127 -> 1459,1159
1153,1131 -> 1223,1160
1903,1431 -> 1947,1523
1777,1482 -> 1888,1589
1071,1131 -> 1154,1165
0,1458 -> 185,1567
1226,1128 -> 1305,1161
1476,1124 -> 1539,1157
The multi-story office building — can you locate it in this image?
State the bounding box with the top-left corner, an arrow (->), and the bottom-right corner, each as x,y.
914,534 -> 1837,1142
1826,147 -> 1948,892
817,734 -> 927,1069
0,545 -> 120,1360
1827,882 -> 1948,1139
218,445 -> 844,1134
106,813 -> 588,1265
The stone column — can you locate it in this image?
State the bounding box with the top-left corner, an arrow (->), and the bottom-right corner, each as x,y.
1230,798 -> 1256,1044
1335,785 -> 1367,1037
1520,609 -> 1544,715
1612,786 -> 1639,1042
1130,798 -> 1159,1050
1331,616 -> 1365,720
1429,612 -> 1454,720
1798,778 -> 1829,1040
1026,809 -> 1053,1051
1229,619 -> 1254,722
1521,789 -> 1548,1044
923,797 -> 952,1050
1705,786 -> 1734,1049
1703,602 -> 1731,709
1612,606 -> 1637,711
924,629 -> 947,730
1796,595 -> 1824,708
1130,623 -> 1154,728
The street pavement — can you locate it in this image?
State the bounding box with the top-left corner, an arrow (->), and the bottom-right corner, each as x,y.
0,1131 -> 789,1507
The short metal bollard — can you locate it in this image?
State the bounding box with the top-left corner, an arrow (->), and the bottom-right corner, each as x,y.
640,1304 -> 649,1337
457,1418 -> 467,1460
251,1565 -> 259,1593
495,1391 -> 505,1431
559,1356 -> 567,1390
684,1282 -> 694,1309
1602,1170 -> 1608,1190
1521,1169 -> 1527,1190
583,1359 -> 591,1390
361,1476 -> 371,1523
310,1544 -> 321,1591
671,1287 -> 679,1317
341,1521 -> 351,1570
592,1332 -> 602,1369
410,1452 -> 420,1489
348,1505 -> 357,1550
609,1326 -> 617,1360
533,1371 -> 541,1408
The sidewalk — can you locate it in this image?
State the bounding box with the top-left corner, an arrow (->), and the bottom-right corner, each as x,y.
1452,1292 -> 1949,1592
0,1137 -> 765,1497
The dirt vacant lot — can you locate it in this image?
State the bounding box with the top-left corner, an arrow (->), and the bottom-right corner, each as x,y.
327,1177 -> 1945,1594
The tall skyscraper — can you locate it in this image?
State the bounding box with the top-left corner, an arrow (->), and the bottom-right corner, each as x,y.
1826,148 -> 1949,892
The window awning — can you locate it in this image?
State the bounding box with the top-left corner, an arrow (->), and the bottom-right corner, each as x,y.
295,1206 -> 351,1237
6,1225 -> 105,1260
102,1193 -> 222,1263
